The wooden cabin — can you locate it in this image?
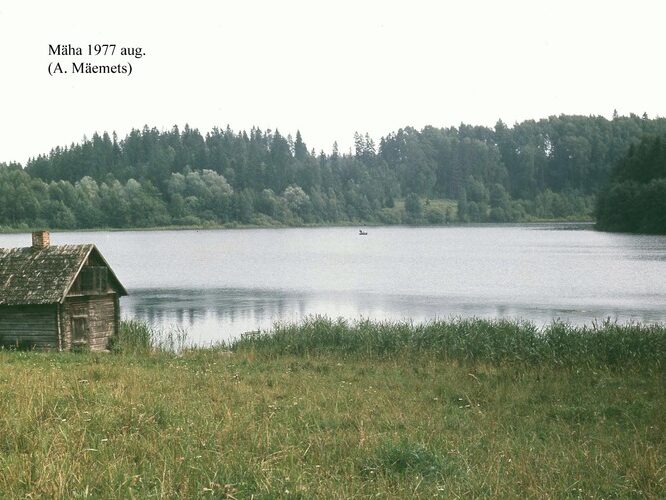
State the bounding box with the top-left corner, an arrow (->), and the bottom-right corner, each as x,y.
0,231 -> 128,351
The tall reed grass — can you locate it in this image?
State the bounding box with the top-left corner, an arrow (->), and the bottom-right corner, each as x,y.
232,316 -> 666,368
111,320 -> 188,355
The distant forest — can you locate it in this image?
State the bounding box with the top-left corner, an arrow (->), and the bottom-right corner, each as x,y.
596,133 -> 666,233
1,112 -> 666,230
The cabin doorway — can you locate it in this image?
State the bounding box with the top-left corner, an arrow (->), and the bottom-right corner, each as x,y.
72,316 -> 89,346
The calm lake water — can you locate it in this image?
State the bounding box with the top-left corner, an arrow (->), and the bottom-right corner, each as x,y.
2,224 -> 665,343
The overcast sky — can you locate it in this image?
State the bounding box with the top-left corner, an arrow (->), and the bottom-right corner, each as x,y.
1,0 -> 664,164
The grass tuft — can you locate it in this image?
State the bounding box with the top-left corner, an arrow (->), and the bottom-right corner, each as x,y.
360,440 -> 447,478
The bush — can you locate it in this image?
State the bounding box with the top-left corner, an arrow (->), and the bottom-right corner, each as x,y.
425,205 -> 446,223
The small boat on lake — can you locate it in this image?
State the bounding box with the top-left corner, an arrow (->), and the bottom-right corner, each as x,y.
359,230 -> 368,236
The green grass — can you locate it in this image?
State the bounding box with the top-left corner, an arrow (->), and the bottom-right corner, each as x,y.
0,318 -> 664,497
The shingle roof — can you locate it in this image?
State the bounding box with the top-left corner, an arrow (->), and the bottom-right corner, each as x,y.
0,244 -> 126,306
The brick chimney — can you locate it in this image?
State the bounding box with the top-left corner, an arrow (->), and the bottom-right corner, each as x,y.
32,230 -> 50,249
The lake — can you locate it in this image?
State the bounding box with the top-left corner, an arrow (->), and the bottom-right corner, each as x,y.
1,224 -> 665,343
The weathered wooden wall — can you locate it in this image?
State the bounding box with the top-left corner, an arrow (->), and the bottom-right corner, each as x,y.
62,295 -> 117,351
0,305 -> 58,349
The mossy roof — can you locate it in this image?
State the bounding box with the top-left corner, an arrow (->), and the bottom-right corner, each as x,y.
0,244 -> 127,306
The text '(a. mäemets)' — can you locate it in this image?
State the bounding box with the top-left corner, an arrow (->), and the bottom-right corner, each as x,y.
47,44 -> 146,77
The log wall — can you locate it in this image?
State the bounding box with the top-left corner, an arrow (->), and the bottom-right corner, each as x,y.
0,305 -> 58,349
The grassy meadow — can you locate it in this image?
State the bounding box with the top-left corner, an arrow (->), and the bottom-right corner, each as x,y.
0,318 -> 664,498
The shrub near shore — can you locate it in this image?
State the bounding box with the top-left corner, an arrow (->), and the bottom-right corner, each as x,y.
0,318 -> 664,497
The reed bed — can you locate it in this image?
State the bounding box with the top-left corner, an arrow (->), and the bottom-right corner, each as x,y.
232,316 -> 666,368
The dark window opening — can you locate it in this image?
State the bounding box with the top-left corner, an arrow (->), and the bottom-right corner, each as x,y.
79,267 -> 108,293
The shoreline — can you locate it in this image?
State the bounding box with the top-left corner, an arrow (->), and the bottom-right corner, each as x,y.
0,219 -> 596,235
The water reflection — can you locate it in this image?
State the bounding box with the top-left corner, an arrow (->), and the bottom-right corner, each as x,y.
122,287 -> 666,344
123,288 -> 307,343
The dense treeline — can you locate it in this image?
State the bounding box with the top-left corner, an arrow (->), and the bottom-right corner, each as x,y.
596,133 -> 666,233
1,113 -> 666,230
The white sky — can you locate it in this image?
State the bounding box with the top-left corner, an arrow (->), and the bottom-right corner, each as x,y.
1,0 -> 665,164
